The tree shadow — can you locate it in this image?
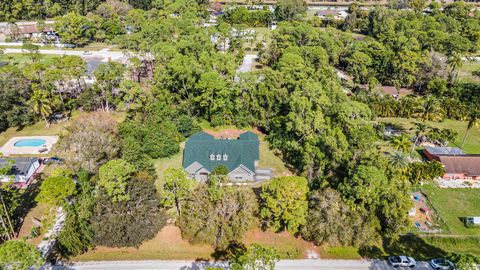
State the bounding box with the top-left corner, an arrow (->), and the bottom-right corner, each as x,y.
382,234 -> 447,260
211,241 -> 246,260
359,245 -> 385,259
14,180 -> 42,233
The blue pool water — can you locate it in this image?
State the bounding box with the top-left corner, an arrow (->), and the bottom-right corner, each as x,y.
14,139 -> 47,147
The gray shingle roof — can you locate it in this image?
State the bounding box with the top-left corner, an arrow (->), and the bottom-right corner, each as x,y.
425,147 -> 465,156
183,131 -> 259,173
0,158 -> 39,176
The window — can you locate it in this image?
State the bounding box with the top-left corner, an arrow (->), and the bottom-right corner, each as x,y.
210,154 -> 215,161
223,154 -> 228,161
216,154 -> 221,161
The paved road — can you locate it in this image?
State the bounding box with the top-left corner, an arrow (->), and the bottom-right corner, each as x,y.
4,48 -> 125,62
50,259 -> 435,270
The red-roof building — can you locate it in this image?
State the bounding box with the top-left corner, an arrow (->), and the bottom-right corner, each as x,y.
437,155 -> 480,180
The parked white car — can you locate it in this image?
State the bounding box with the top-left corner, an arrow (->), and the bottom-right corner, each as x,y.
388,256 -> 416,268
430,258 -> 456,270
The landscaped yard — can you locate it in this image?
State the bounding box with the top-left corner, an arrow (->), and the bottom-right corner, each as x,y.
0,111 -> 126,150
422,185 -> 480,236
378,117 -> 480,154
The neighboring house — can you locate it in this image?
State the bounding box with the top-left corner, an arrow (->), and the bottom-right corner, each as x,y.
183,131 -> 269,182
423,147 -> 465,161
315,10 -> 349,20
436,155 -> 480,180
0,158 -> 40,184
423,147 -> 480,180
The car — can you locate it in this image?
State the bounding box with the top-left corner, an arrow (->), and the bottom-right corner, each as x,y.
83,50 -> 92,55
430,259 -> 456,270
388,256 -> 416,268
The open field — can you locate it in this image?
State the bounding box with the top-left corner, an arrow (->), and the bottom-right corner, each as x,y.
378,117 -> 480,154
74,225 -> 316,261
423,237 -> 480,256
422,185 -> 480,236
0,53 -> 60,66
458,60 -> 480,83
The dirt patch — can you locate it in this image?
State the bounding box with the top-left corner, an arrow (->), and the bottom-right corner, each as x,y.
204,128 -> 264,139
74,225 -> 213,261
243,228 -> 319,259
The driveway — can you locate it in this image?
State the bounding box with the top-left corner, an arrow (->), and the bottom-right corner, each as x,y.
237,53 -> 258,73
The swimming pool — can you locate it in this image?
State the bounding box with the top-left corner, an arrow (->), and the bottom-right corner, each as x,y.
14,139 -> 47,147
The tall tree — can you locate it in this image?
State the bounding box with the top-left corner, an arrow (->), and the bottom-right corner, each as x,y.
0,240 -> 44,270
98,159 -> 136,202
178,185 -> 257,250
93,62 -> 126,112
461,110 -> 480,148
92,177 -> 166,248
259,176 -> 309,234
275,0 -> 307,21
231,244 -> 279,270
159,168 -> 196,216
28,88 -> 53,127
56,112 -> 121,173
35,175 -> 77,206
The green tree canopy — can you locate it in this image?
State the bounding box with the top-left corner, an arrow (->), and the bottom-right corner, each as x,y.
35,175 -> 77,206
98,159 -> 136,202
0,240 -> 44,270
260,176 -> 309,234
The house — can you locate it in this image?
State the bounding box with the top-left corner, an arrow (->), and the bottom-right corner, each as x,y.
315,10 -> 349,20
423,147 -> 465,161
183,131 -> 267,182
437,155 -> 480,180
0,158 -> 40,185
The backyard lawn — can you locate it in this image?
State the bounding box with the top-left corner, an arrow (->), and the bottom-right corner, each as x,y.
422,185 -> 480,236
0,111 -> 126,149
378,117 -> 480,154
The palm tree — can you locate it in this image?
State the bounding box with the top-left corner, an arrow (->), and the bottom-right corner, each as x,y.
28,89 -> 53,127
447,52 -> 463,83
417,97 -> 443,122
461,110 -> 480,148
388,151 -> 410,170
411,122 -> 430,147
391,134 -> 412,153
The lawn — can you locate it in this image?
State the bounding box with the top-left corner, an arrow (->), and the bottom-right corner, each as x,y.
458,60 -> 480,84
378,117 -> 480,154
74,225 -> 315,261
422,185 -> 480,236
0,53 -> 60,66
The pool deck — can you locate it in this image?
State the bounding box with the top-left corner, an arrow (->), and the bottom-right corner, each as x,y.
0,136 -> 59,156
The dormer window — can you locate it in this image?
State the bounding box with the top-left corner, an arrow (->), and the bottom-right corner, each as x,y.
223,154 -> 228,161
210,154 -> 215,161
216,154 -> 221,161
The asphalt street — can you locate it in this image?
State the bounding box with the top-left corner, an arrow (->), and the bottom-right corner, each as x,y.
50,259 -> 436,270
3,48 -> 125,62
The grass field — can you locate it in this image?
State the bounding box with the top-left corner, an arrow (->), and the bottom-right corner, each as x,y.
422,185 -> 480,236
378,117 -> 480,154
0,53 -> 60,67
74,225 -> 315,261
458,60 -> 480,84
424,237 -> 480,256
